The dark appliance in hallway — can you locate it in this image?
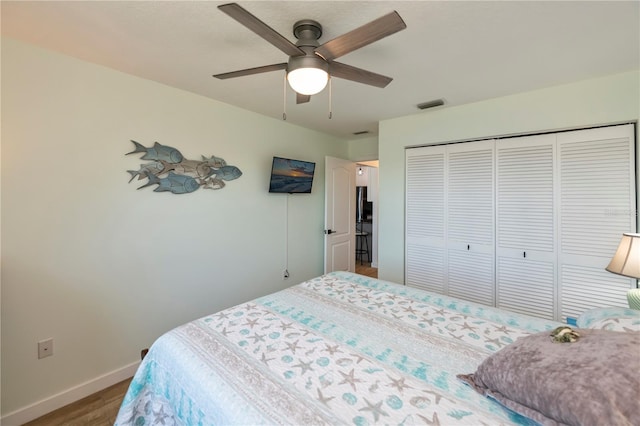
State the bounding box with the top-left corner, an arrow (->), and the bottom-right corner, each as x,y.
355,186 -> 373,264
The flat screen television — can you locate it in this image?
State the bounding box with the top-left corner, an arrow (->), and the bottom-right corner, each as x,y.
268,156 -> 316,194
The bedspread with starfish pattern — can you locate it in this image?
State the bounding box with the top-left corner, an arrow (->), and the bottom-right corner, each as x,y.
115,271 -> 561,425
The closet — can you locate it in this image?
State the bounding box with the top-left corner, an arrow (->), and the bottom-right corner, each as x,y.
406,124 -> 636,321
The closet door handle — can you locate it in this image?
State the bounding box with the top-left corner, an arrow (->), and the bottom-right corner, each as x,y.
523,251 -> 526,258
467,244 -> 470,250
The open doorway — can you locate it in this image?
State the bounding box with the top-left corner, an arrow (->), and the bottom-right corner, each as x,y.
355,161 -> 378,278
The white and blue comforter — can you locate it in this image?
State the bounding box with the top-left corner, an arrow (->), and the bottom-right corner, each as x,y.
115,271 -> 561,425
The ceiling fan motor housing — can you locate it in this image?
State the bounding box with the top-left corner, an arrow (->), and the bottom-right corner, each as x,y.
288,19 -> 328,76
293,20 -> 322,46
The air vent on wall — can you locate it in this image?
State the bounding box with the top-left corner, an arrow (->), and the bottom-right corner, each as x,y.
417,99 -> 445,110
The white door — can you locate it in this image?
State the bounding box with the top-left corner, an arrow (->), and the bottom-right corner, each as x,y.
557,124 -> 636,319
324,156 -> 356,273
405,145 -> 447,293
446,140 -> 496,306
496,134 -> 557,319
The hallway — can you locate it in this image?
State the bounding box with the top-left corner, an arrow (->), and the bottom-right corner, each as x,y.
355,262 -> 377,278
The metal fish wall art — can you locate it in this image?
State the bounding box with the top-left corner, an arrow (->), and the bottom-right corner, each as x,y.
126,140 -> 242,194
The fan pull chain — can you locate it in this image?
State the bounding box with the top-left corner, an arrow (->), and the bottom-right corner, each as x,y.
282,73 -> 287,121
328,77 -> 333,119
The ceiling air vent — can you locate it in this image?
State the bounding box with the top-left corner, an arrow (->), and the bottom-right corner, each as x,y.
353,130 -> 370,135
417,99 -> 445,110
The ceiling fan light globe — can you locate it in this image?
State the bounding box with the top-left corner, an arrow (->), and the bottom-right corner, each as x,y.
287,68 -> 328,96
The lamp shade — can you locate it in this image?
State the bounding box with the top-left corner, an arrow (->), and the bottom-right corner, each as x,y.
287,67 -> 328,96
286,55 -> 329,96
606,233 -> 640,279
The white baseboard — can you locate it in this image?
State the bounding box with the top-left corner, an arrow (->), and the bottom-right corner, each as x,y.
1,361 -> 139,426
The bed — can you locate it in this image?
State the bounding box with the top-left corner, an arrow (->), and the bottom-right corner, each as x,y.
115,271 -> 640,425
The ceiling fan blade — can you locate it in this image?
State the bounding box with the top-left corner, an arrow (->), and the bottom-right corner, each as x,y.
218,3 -> 305,57
315,11 -> 406,61
330,61 -> 392,88
296,92 -> 311,104
213,63 -> 287,79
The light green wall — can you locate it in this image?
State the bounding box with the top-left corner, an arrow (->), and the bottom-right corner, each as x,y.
348,135 -> 378,161
0,38 -> 348,415
378,70 -> 640,283
3,34 -> 638,418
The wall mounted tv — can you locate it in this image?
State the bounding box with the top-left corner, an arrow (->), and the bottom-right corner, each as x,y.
269,156 -> 316,194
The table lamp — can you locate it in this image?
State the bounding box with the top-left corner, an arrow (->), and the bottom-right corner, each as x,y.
606,233 -> 640,310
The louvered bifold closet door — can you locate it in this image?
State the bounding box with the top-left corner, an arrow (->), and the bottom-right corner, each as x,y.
496,135 -> 557,319
447,141 -> 495,306
558,124 -> 636,320
406,146 -> 447,293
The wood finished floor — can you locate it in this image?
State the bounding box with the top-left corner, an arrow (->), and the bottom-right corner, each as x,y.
23,378 -> 132,426
355,261 -> 378,278
23,263 -> 377,425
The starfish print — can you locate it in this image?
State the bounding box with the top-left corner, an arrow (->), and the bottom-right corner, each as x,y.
448,332 -> 464,341
286,340 -> 301,354
279,321 -> 294,331
387,375 -> 414,394
121,406 -> 140,425
403,305 -> 417,315
322,344 -> 342,355
432,308 -> 447,316
220,327 -> 231,337
244,303 -> 258,311
243,318 -> 259,329
417,412 -> 440,425
214,311 -> 230,320
372,301 -> 385,309
260,352 -> 275,365
493,325 -> 513,335
152,404 -> 172,425
249,332 -> 266,343
292,359 -> 315,375
460,322 -> 478,332
358,398 -> 389,422
339,368 -> 363,391
316,388 -> 335,406
422,316 -> 435,326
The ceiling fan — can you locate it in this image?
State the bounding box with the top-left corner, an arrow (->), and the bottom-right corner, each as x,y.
213,3 -> 407,104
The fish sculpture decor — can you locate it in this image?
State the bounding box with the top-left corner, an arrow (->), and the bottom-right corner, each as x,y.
126,140 -> 242,194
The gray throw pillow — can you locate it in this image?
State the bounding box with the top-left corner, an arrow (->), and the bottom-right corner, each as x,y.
458,329 -> 640,426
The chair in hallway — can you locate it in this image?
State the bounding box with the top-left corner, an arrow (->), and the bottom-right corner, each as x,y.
355,223 -> 370,265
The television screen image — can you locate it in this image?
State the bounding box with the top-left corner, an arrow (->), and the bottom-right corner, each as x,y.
269,157 -> 316,193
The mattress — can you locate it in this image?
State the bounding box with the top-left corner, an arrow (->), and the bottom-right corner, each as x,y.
115,271 -> 562,425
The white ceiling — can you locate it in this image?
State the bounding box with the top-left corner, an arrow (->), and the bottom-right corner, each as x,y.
2,1 -> 639,139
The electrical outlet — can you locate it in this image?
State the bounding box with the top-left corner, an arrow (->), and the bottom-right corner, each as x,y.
38,338 -> 54,359
283,269 -> 290,280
